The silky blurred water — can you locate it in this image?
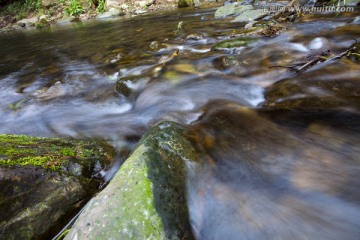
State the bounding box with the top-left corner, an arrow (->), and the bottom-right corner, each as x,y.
0,7 -> 360,239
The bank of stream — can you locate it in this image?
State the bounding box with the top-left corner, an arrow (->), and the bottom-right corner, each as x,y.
0,4 -> 360,239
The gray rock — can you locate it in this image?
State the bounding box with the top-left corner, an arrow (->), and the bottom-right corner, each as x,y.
65,122 -> 197,240
17,17 -> 38,28
105,0 -> 126,10
57,16 -> 79,25
134,9 -> 148,14
135,0 -> 147,7
96,8 -> 124,19
231,9 -> 268,22
214,3 -> 254,18
120,3 -> 129,10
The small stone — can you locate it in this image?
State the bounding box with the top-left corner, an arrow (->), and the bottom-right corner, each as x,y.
17,17 -> 38,28
149,41 -> 160,51
106,0 -> 123,10
134,9 -> 148,14
96,8 -> 125,19
135,0 -> 147,8
36,18 -> 50,29
186,33 -> 204,41
120,3 -> 129,10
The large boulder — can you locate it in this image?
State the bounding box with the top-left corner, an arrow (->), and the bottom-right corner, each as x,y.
0,134 -> 114,240
65,122 -> 197,240
187,101 -> 360,239
263,71 -> 360,111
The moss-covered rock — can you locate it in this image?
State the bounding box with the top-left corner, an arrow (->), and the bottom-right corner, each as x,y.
0,135 -> 115,240
65,121 -> 198,240
211,37 -> 256,52
0,134 -> 114,175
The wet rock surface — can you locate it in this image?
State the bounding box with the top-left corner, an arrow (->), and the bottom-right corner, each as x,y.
65,122 -> 197,240
263,64 -> 360,111
0,135 -> 115,240
187,101 -> 360,240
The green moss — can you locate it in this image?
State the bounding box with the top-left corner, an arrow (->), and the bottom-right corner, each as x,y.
0,134 -> 114,174
59,148 -> 77,157
65,122 -> 196,240
211,37 -> 256,51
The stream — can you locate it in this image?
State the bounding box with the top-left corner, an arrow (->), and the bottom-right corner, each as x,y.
1,6 -> 360,239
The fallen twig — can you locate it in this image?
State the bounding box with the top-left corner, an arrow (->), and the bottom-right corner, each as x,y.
269,39 -> 358,73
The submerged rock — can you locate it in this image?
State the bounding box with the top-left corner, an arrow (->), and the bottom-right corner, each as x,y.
214,4 -> 254,18
211,36 -> 256,52
65,121 -> 197,240
263,71 -> 360,111
187,101 -> 360,239
0,135 -> 115,240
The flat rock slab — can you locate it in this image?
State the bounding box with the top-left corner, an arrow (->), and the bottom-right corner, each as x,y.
65,121 -> 197,240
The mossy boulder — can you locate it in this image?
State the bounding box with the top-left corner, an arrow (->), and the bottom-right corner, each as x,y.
0,135 -> 115,240
214,4 -> 254,18
65,121 -> 198,240
0,134 -> 114,175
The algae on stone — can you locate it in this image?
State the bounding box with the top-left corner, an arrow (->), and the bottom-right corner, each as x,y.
211,37 -> 256,51
65,121 -> 198,240
0,134 -> 114,176
0,134 -> 115,240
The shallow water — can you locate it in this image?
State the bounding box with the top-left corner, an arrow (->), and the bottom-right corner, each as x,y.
0,7 -> 360,239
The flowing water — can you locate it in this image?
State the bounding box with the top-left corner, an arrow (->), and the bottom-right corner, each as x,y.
0,7 -> 360,239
